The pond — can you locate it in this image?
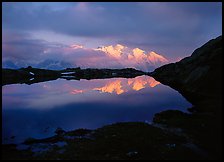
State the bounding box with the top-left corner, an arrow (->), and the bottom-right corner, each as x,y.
2,75 -> 192,144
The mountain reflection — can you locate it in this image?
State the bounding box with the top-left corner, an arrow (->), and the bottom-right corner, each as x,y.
94,80 -> 124,95
39,76 -> 160,95
3,76 -> 160,110
93,76 -> 160,94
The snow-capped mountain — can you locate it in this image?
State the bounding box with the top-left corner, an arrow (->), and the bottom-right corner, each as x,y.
3,44 -> 169,72
95,44 -> 168,71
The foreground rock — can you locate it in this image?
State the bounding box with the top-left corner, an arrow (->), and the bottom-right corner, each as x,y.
2,122 -> 206,160
153,109 -> 222,158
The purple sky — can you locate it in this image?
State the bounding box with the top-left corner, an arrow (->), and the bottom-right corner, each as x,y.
2,2 -> 222,71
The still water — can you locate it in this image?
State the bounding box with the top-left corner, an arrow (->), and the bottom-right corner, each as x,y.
2,75 -> 192,144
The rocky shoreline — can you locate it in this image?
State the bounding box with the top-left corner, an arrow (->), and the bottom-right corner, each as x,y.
2,67 -> 146,86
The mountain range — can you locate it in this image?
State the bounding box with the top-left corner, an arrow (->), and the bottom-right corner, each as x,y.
3,44 -> 168,71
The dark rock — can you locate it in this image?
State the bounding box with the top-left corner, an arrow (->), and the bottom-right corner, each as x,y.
152,109 -> 222,159
153,110 -> 189,125
2,67 -> 146,86
3,121 -> 217,160
23,137 -> 38,144
66,129 -> 92,137
150,35 -> 222,113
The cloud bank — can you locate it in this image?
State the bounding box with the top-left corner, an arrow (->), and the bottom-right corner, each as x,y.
2,31 -> 168,71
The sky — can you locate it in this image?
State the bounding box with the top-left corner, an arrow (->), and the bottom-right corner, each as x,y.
2,2 -> 222,71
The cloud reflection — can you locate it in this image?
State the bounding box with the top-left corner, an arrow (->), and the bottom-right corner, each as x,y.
70,89 -> 84,95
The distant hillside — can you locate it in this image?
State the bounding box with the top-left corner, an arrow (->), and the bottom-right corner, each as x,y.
2,67 -> 146,86
2,59 -> 74,70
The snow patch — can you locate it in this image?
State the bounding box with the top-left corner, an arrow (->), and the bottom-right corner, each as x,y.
61,72 -> 76,75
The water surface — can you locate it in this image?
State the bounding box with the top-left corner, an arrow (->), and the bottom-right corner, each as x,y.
2,75 -> 192,144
